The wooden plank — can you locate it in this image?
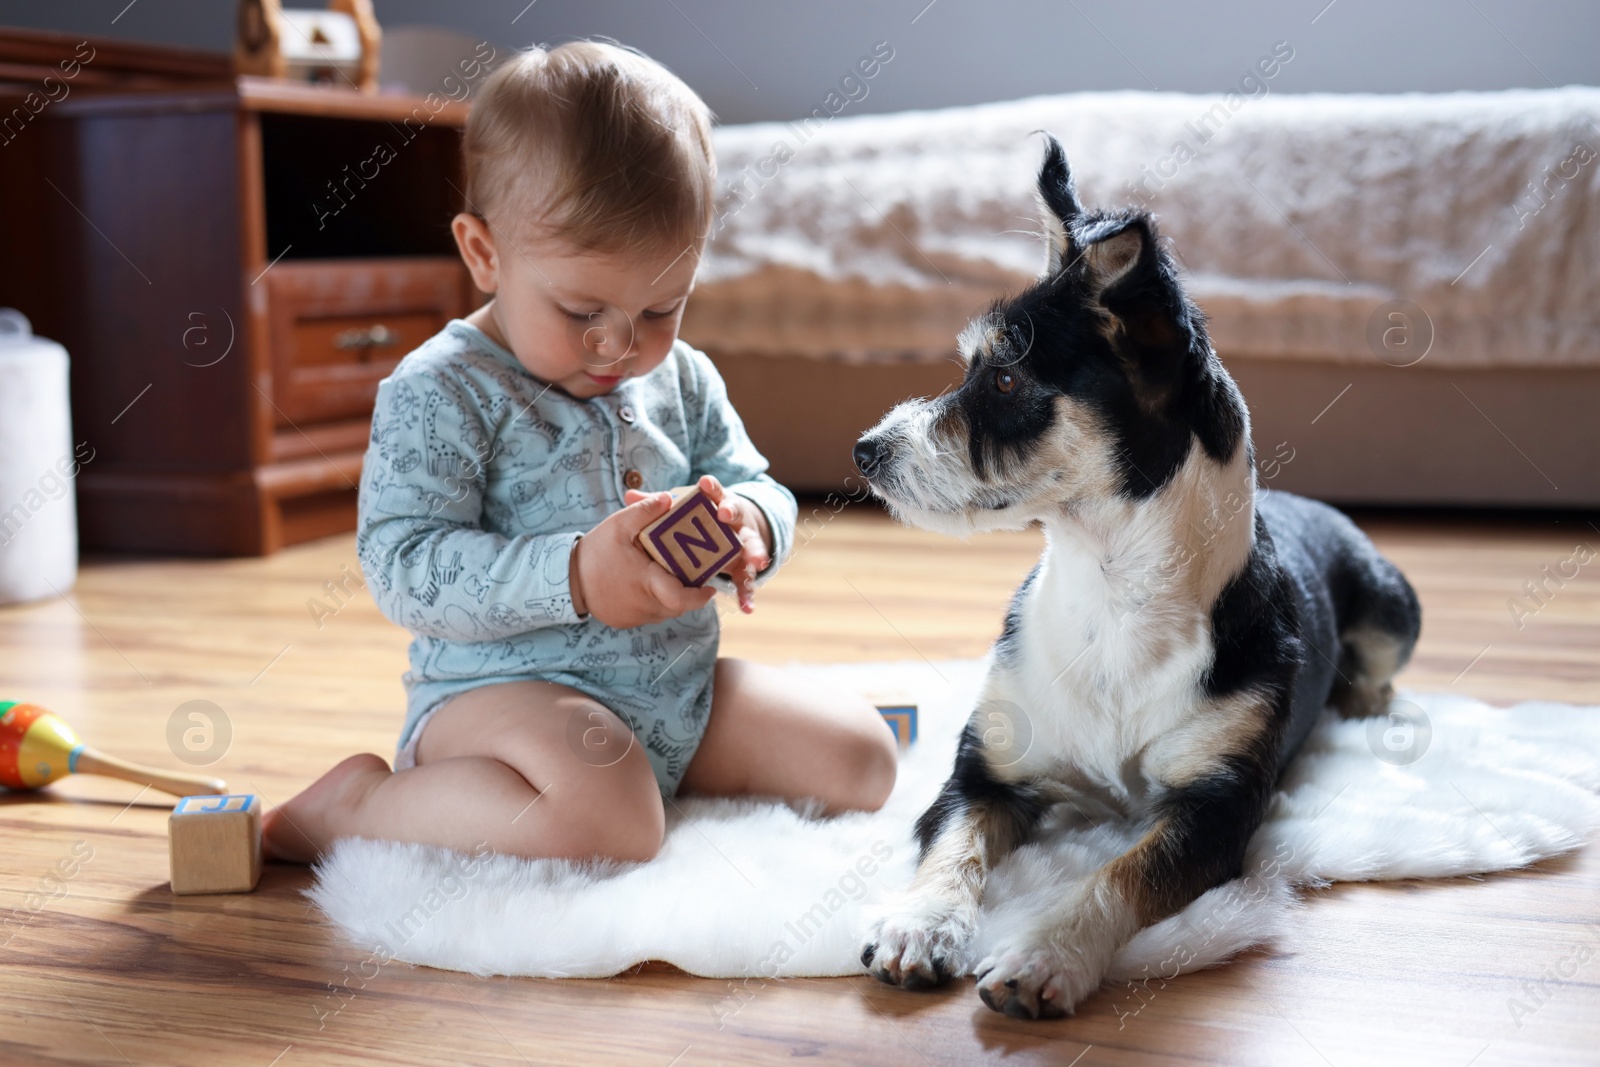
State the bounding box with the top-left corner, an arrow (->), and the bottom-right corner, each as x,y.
0,25 -> 231,86
42,77 -> 471,127
237,76 -> 470,126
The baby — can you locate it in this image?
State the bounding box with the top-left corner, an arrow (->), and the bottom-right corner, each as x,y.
264,42 -> 897,866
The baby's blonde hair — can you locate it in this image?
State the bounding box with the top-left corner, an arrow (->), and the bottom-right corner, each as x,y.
463,40 -> 716,254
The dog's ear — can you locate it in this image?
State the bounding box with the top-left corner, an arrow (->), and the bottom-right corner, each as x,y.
1078,215 -> 1193,409
1036,134 -> 1083,275
1079,216 -> 1147,294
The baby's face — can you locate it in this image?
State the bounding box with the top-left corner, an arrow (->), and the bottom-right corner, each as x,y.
459,218 -> 700,399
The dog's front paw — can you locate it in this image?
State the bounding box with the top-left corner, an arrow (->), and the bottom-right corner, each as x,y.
972,943 -> 1100,1020
860,911 -> 969,991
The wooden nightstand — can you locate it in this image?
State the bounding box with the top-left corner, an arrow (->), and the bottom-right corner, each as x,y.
0,74 -> 478,555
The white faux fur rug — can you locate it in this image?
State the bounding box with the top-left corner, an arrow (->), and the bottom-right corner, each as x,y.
308,660 -> 1600,983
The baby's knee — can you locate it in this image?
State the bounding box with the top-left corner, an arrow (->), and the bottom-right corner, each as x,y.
600,784 -> 666,863
567,750 -> 667,863
503,782 -> 663,863
838,713 -> 899,812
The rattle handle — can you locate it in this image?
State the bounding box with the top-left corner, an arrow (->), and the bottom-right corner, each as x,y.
72,748 -> 227,798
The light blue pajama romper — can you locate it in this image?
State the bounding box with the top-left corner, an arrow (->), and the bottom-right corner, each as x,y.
356,320 -> 797,797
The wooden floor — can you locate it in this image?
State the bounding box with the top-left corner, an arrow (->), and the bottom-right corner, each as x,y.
2,504 -> 1598,1066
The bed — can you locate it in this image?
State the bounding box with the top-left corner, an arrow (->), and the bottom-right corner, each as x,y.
683,87 -> 1600,506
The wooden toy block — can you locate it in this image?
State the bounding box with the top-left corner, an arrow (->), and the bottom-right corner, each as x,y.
168,793 -> 262,895
872,698 -> 919,749
636,486 -> 742,588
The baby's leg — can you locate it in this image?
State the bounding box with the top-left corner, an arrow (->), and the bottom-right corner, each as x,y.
262,681 -> 663,865
679,659 -> 898,814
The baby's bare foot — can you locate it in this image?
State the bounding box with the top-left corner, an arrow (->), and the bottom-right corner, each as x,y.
263,753 -> 391,865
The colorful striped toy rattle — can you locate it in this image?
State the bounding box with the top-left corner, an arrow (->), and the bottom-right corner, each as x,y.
0,701 -> 227,797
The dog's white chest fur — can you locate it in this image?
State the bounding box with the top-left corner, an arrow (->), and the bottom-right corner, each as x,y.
978,447 -> 1256,796
990,544 -> 1216,793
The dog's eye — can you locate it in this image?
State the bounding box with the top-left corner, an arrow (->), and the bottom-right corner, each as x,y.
994,369 -> 1016,394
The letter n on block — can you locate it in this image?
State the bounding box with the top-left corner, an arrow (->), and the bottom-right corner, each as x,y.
637,488 -> 742,587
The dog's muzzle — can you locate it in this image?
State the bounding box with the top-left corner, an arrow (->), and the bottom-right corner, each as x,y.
852,435 -> 886,479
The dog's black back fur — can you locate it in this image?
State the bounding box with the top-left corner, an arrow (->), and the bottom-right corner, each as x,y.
1257,490 -> 1423,763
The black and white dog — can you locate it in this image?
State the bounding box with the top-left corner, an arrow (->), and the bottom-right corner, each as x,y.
853,137 -> 1421,1020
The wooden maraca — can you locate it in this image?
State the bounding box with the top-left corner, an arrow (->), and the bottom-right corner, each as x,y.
0,701 -> 227,798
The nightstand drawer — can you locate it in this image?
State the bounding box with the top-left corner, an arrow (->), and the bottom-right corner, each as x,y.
265,257 -> 468,426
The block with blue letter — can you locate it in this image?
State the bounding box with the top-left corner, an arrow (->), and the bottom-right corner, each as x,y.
168,793 -> 262,895
637,486 -> 742,587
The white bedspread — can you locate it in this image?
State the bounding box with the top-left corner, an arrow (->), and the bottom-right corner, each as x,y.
687,88 -> 1600,368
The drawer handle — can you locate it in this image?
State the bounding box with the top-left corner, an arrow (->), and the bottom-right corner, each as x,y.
333,324 -> 399,355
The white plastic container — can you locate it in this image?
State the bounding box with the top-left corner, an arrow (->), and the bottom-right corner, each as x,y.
0,309 -> 80,605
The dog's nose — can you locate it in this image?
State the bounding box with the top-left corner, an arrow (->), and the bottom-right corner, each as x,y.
853,437 -> 884,476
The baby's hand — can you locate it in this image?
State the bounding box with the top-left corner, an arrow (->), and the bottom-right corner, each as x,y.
569,493 -> 718,628
627,475 -> 772,614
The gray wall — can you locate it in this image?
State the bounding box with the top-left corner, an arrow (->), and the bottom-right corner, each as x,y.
6,0 -> 1596,123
